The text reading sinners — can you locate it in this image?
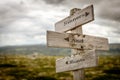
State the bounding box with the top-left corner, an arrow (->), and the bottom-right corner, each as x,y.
64,12 -> 89,26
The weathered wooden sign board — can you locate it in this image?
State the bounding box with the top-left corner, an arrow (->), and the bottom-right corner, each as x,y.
56,49 -> 98,73
55,5 -> 94,32
47,31 -> 109,50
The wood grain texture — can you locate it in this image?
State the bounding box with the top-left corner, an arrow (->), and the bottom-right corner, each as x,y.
55,5 -> 94,32
73,69 -> 85,80
47,31 -> 109,50
56,49 -> 98,73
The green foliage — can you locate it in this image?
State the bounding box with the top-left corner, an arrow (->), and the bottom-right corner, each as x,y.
0,55 -> 119,80
85,56 -> 120,80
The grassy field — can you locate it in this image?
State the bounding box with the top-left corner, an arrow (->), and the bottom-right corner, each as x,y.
0,54 -> 120,80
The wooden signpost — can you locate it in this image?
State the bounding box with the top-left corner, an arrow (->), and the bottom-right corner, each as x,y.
46,5 -> 109,80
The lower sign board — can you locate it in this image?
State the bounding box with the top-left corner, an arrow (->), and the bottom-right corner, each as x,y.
56,49 -> 98,73
47,31 -> 109,50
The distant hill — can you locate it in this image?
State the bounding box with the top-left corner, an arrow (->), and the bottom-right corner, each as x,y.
97,43 -> 120,55
0,44 -> 120,56
0,45 -> 71,56
109,43 -> 120,54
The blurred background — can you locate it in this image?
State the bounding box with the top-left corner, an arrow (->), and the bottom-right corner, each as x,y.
0,0 -> 120,80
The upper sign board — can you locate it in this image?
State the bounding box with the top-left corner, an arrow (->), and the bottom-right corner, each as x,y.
47,31 -> 109,50
56,49 -> 98,73
55,5 -> 94,32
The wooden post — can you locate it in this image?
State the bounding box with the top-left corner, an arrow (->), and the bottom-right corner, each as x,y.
72,49 -> 85,80
73,69 -> 85,80
70,8 -> 85,80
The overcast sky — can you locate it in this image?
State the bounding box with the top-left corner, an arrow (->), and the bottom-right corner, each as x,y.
0,0 -> 120,47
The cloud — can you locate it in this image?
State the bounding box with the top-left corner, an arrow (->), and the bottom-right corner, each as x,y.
0,0 -> 68,46
43,0 -> 65,5
41,0 -> 120,23
96,0 -> 120,22
0,33 -> 45,46
0,0 -> 27,27
0,0 -> 120,46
